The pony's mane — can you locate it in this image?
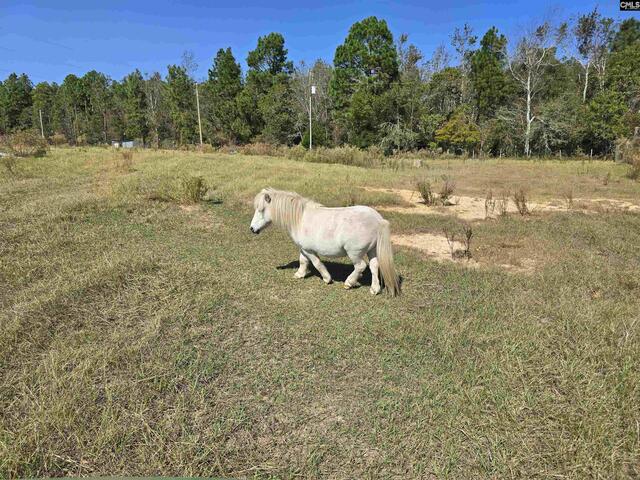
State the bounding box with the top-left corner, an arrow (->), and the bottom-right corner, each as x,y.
254,188 -> 321,231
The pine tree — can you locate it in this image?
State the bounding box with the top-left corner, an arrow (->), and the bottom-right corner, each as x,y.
122,70 -> 148,144
331,16 -> 399,146
470,27 -> 509,119
165,65 -> 197,146
0,73 -> 33,133
204,47 -> 244,144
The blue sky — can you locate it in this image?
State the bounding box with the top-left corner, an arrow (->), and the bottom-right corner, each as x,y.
0,0 -> 632,84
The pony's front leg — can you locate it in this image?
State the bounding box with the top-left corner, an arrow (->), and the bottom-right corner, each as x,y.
302,250 -> 332,284
294,251 -> 310,279
344,252 -> 367,290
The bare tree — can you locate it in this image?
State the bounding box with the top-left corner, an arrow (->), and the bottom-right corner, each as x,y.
180,50 -> 199,80
573,9 -> 615,102
451,23 -> 476,103
593,17 -> 615,92
423,44 -> 451,82
509,21 -> 567,156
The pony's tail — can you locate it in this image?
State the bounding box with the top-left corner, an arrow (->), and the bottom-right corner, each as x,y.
376,220 -> 401,297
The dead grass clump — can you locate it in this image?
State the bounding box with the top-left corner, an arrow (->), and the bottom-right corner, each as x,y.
302,146 -> 383,168
513,188 -> 529,215
484,189 -> 496,219
116,150 -> 135,172
239,142 -> 287,157
439,175 -> 456,204
497,191 -> 509,217
626,155 -> 640,181
49,133 -> 68,146
2,130 -> 48,157
416,180 -> 435,205
602,172 -> 611,186
180,175 -> 208,203
562,187 -> 574,208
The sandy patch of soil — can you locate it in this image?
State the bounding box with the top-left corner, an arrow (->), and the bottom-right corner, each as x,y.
392,233 -> 478,266
392,232 -> 535,273
364,187 -> 640,221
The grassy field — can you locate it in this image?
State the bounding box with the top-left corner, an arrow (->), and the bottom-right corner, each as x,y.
1,147 -> 639,479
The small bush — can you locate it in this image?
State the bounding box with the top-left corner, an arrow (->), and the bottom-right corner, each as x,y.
444,224 -> 473,260
443,228 -> 456,259
461,223 -> 473,259
49,133 -> 67,146
626,154 -> 640,181
2,131 -> 48,157
439,175 -> 456,204
513,188 -> 529,215
180,175 -> 208,203
416,180 -> 435,205
485,189 -> 496,219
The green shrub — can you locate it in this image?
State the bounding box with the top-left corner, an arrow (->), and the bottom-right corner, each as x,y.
180,175 -> 208,203
416,180 -> 435,205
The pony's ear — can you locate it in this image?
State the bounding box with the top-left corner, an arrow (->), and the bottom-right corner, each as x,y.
264,193 -> 271,203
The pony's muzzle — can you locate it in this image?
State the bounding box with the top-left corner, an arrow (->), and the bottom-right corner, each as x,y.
250,226 -> 260,234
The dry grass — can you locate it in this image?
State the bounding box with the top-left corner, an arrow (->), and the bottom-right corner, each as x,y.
116,150 -> 135,172
1,148 -> 640,479
627,155 -> 640,181
562,187 -> 574,208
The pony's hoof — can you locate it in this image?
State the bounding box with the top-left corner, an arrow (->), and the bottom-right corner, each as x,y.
370,287 -> 380,295
344,281 -> 360,289
294,271 -> 307,279
323,277 -> 333,285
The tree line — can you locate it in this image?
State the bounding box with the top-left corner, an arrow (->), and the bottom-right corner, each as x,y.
1,12 -> 639,157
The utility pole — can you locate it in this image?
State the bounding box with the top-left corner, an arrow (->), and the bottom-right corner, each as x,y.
195,83 -> 203,147
38,109 -> 45,139
309,84 -> 316,150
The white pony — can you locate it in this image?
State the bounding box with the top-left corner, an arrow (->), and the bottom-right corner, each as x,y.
250,188 -> 400,296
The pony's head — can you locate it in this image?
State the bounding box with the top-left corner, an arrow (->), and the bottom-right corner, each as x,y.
250,189 -> 273,234
250,188 -> 318,234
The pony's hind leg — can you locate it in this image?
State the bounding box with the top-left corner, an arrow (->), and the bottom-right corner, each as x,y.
368,249 -> 381,295
294,251 -> 310,279
302,250 -> 332,284
344,252 -> 367,290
